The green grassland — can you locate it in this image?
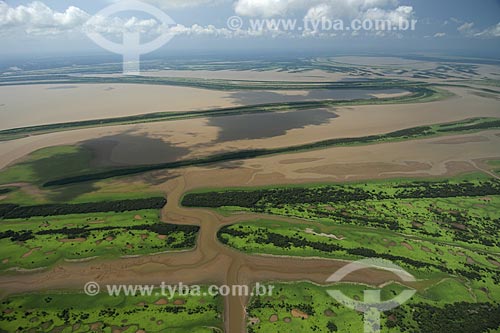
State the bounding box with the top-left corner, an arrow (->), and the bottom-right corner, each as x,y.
247,282 -> 500,333
216,187 -> 500,249
186,176 -> 500,249
218,219 -> 500,299
488,160 -> 500,176
0,145 -> 164,203
0,209 -> 199,271
247,282 -> 363,333
185,175 -> 500,302
0,181 -> 164,207
0,146 -> 93,186
0,288 -> 222,333
0,147 -> 200,271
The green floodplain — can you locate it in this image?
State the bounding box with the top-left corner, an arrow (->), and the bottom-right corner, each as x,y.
246,282 -> 500,333
182,173 -> 500,332
0,209 -> 199,271
0,68 -> 499,332
0,288 -> 223,333
1,162 -> 500,332
0,114 -> 499,332
184,174 -> 500,278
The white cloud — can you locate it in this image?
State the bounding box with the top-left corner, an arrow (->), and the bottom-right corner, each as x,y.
456,21 -> 500,39
457,21 -> 474,35
166,23 -> 233,37
84,15 -> 165,35
0,1 -> 171,36
474,22 -> 500,38
107,0 -> 227,10
234,0 -> 408,19
0,1 -> 89,34
433,32 -> 446,38
234,0 -> 416,38
234,0 -> 301,18
362,5 -> 414,25
328,0 -> 400,18
0,1 -> 234,38
0,0 -> 420,41
304,4 -> 332,22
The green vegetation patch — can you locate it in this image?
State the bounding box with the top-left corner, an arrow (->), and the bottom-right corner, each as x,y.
0,146 -> 93,186
218,219 -> 500,296
0,210 -> 199,270
488,160 -> 500,176
248,282 -> 363,333
186,178 -> 500,248
0,144 -> 169,202
190,176 -> 500,296
0,288 -> 222,333
247,282 -> 500,333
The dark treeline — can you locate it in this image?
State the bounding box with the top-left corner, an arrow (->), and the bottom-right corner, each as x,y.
387,302 -> 500,332
395,180 -> 500,198
183,187 -> 375,208
0,230 -> 33,242
438,119 -> 500,133
0,188 -> 12,195
1,223 -> 199,248
0,204 -> 18,218
0,197 -> 167,219
43,118 -> 500,187
183,180 -> 500,209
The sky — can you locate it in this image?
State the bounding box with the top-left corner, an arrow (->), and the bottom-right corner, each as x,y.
0,0 -> 499,58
